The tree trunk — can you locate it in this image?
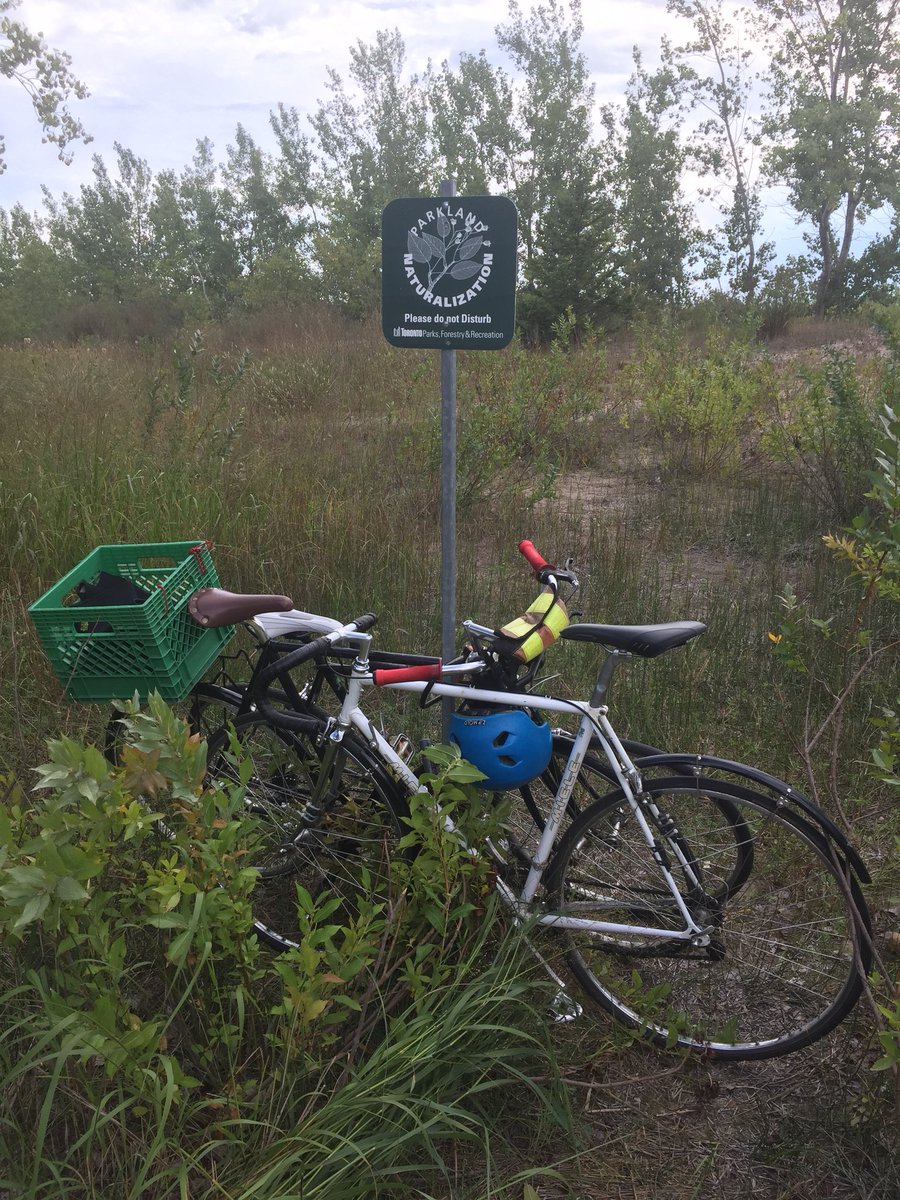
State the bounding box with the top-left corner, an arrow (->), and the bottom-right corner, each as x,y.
832,191 -> 859,304
814,204 -> 834,318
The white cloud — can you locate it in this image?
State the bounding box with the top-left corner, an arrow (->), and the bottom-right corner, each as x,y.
1,1 -> 694,212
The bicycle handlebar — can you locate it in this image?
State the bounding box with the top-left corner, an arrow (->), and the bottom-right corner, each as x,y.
351,612 -> 379,633
518,539 -> 551,574
255,613 -> 378,689
373,662 -> 443,686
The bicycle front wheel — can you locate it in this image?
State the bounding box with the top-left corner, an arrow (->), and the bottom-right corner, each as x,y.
548,776 -> 870,1060
204,714 -> 408,950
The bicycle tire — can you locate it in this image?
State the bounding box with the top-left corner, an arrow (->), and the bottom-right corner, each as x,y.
501,739 -> 754,899
547,775 -> 871,1060
203,713 -> 408,951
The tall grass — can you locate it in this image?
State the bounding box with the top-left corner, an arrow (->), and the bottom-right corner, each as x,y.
2,317 -> 896,790
1,310 -> 897,1197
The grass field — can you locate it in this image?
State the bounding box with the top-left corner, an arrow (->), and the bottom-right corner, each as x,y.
1,311 -> 897,1197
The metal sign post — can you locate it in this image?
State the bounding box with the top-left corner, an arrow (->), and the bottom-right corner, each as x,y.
381,190 -> 517,739
438,181 -> 458,738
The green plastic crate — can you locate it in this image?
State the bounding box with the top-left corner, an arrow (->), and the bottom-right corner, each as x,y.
29,540 -> 234,702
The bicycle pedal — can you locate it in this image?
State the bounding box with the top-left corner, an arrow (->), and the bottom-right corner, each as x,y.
390,733 -> 415,762
549,990 -> 583,1024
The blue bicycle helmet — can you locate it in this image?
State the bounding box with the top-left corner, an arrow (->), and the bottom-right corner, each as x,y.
449,708 -> 553,790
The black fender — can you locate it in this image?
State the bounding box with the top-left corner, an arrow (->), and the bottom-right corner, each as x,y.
628,753 -> 870,884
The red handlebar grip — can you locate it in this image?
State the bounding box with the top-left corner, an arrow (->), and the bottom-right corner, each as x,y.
518,539 -> 550,572
373,663 -> 443,686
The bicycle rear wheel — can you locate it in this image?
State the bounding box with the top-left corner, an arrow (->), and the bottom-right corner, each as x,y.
548,776 -> 870,1060
103,682 -> 248,764
204,714 -> 408,950
502,740 -> 753,899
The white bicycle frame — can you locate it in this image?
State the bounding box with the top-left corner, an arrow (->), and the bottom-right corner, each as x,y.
254,610 -> 715,950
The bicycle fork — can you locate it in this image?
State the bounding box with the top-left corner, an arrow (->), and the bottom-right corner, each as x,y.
288,641 -> 376,842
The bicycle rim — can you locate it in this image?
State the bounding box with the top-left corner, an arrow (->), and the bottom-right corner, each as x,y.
205,714 -> 407,951
548,776 -> 870,1060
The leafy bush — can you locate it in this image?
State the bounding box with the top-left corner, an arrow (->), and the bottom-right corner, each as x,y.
769,392 -> 900,1095
763,347 -> 882,519
0,700 -> 568,1198
754,259 -> 814,340
625,324 -> 764,475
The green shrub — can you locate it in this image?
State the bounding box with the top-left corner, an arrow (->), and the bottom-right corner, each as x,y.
763,348 -> 882,519
769,395 -> 900,1096
0,699 -> 568,1198
625,324 -> 763,475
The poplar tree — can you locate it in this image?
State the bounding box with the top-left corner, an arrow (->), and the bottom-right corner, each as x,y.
613,47 -> 697,308
669,0 -> 773,299
495,0 -> 618,338
311,29 -> 437,314
757,0 -> 900,314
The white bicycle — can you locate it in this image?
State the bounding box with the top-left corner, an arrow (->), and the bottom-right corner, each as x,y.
167,540 -> 873,1061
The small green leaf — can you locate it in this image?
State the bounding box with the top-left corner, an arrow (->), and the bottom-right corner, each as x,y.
56,876 -> 89,902
14,891 -> 51,930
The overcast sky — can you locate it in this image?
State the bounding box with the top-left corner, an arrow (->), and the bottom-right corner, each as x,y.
1,1 -> 696,208
4,0 -> 874,261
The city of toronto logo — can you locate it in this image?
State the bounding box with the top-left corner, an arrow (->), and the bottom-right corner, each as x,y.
405,202 -> 493,308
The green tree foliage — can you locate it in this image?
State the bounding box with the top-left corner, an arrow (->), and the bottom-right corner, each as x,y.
6,0 -> 900,342
45,144 -> 156,303
431,50 -> 520,195
611,46 -> 697,308
311,28 -> 437,315
496,0 -> 620,339
670,0 -> 774,299
307,2 -> 618,336
839,214 -> 900,308
0,0 -> 89,173
168,138 -> 243,317
758,0 -> 900,315
0,204 -> 68,337
221,124 -> 294,275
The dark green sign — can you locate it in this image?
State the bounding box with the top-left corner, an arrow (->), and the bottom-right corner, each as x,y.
381,195 -> 517,350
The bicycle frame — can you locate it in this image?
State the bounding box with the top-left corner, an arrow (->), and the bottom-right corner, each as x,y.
307,626 -> 716,950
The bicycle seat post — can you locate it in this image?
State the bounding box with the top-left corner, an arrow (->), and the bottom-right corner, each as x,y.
590,649 -> 630,709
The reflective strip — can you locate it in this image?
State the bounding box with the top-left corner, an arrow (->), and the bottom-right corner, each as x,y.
500,591 -> 569,662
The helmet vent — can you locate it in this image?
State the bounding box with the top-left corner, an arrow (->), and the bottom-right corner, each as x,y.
494,731 -> 510,747
498,755 -> 516,766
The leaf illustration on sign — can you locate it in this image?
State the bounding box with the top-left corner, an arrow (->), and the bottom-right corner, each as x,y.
423,232 -> 446,257
450,260 -> 483,280
407,231 -> 430,264
403,204 -> 492,292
